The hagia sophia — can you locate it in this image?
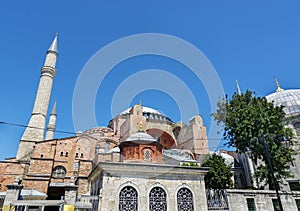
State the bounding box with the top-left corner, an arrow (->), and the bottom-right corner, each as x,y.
0,35 -> 300,211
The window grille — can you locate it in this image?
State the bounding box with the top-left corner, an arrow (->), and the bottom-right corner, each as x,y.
149,187 -> 167,211
119,186 -> 138,211
144,149 -> 151,160
52,166 -> 66,178
246,198 -> 256,211
177,187 -> 194,211
289,181 -> 300,191
206,189 -> 229,209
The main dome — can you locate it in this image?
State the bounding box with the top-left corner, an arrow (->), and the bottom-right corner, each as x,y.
266,89 -> 300,117
120,106 -> 162,115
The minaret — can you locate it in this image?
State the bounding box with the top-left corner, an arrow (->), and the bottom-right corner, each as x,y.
45,102 -> 57,140
236,80 -> 242,95
16,34 -> 58,160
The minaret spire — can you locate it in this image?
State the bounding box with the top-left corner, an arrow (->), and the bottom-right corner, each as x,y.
236,80 -> 242,95
274,77 -> 284,92
51,101 -> 57,115
46,102 -> 57,140
48,33 -> 58,55
16,34 -> 58,160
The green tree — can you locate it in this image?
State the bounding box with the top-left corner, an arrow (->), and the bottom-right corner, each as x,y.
201,153 -> 233,189
212,90 -> 295,187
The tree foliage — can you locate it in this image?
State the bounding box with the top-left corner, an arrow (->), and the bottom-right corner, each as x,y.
181,162 -> 200,167
201,153 -> 233,189
212,90 -> 296,187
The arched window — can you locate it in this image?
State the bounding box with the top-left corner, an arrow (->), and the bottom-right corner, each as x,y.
144,149 -> 151,161
149,187 -> 167,211
177,187 -> 194,211
105,141 -> 110,152
119,186 -> 138,211
95,144 -> 100,153
52,166 -> 66,178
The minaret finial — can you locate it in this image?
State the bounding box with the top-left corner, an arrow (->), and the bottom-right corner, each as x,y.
274,76 -> 283,92
236,80 -> 242,95
48,33 -> 58,55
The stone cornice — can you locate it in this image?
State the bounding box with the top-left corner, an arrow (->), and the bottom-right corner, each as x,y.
90,161 -> 207,180
226,188 -> 300,197
31,157 -> 54,161
23,177 -> 50,181
25,173 -> 51,177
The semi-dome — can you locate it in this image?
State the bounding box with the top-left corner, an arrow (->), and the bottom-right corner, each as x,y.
266,89 -> 300,117
120,106 -> 162,115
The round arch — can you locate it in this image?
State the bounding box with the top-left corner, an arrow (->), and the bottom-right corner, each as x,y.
175,184 -> 195,211
180,150 -> 196,160
146,128 -> 177,149
147,182 -> 170,211
116,181 -> 141,211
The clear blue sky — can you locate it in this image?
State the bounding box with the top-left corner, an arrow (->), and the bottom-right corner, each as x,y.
0,1 -> 299,160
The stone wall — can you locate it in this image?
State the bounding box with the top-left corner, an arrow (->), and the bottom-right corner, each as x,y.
227,189 -> 300,211
93,152 -> 120,164
177,115 -> 209,155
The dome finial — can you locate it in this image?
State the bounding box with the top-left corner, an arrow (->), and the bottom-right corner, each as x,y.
274,76 -> 283,92
139,120 -> 143,132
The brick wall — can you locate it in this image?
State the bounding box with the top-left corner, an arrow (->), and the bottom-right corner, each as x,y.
0,162 -> 27,191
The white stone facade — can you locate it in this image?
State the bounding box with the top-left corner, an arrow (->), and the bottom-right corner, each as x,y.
90,162 -> 208,211
227,189 -> 300,211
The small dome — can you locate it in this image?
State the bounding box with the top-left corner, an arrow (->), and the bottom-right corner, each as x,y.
120,106 -> 162,115
266,89 -> 300,117
125,132 -> 157,143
